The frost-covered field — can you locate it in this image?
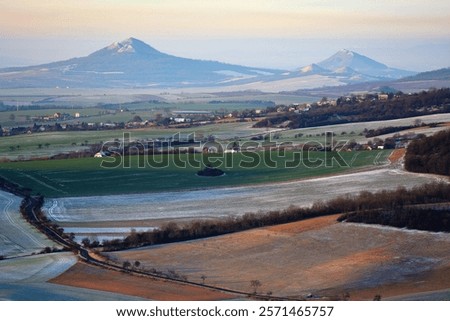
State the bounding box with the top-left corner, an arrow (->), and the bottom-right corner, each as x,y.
0,191 -> 58,258
0,253 -> 76,283
0,253 -> 143,300
281,113 -> 450,143
0,189 -> 149,300
44,165 -> 444,242
64,227 -> 156,243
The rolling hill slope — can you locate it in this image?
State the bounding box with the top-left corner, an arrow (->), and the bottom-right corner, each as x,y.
0,38 -> 418,89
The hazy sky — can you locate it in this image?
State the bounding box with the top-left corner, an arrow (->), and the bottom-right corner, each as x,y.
1,0 -> 449,71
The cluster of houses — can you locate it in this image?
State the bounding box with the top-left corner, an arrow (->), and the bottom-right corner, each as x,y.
30,112 -> 79,122
0,121 -> 128,136
0,92 -> 406,138
272,93 -> 394,113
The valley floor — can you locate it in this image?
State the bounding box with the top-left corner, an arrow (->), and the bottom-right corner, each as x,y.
1,150 -> 449,300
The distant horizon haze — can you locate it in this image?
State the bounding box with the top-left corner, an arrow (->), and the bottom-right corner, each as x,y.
0,36 -> 449,72
1,1 -> 449,72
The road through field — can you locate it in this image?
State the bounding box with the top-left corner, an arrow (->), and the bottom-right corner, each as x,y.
0,190 -> 151,300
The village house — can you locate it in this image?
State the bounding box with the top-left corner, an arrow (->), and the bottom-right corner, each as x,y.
378,94 -> 389,101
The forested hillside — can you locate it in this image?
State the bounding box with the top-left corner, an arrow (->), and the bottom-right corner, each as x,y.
254,88 -> 450,129
405,129 -> 450,176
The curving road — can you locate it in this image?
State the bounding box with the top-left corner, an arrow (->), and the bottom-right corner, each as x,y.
0,190 -> 154,300
0,191 -> 56,258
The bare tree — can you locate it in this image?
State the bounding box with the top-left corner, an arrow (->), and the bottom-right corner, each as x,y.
123,261 -> 131,270
250,280 -> 262,294
81,238 -> 91,248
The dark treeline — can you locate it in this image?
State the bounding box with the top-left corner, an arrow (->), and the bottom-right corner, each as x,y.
0,102 -> 63,112
405,129 -> 450,176
20,194 -> 45,224
19,194 -> 72,253
363,124 -> 441,138
102,182 -> 450,251
2,172 -> 77,252
254,88 -> 450,129
338,207 -> 450,232
0,176 -> 32,196
20,195 -> 74,244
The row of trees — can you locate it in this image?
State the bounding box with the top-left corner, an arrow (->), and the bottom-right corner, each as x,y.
363,123 -> 430,138
102,182 -> 450,251
405,129 -> 450,176
255,88 -> 450,129
338,207 -> 450,232
0,176 -> 32,196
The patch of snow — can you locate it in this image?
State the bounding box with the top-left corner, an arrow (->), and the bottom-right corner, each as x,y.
64,227 -> 156,234
107,39 -> 136,54
218,76 -> 256,84
343,222 -> 450,239
60,64 -> 77,73
117,44 -> 135,54
341,49 -> 354,57
301,65 -> 314,73
73,235 -> 126,244
0,253 -> 77,283
75,70 -> 124,75
215,70 -> 248,77
250,70 -> 274,76
214,70 -> 257,83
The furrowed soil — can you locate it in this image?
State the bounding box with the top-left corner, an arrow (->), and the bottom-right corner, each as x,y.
103,215 -> 450,300
388,148 -> 405,163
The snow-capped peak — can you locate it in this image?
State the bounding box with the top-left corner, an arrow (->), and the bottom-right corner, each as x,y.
339,49 -> 354,57
317,49 -> 391,77
101,37 -> 165,58
107,38 -> 136,54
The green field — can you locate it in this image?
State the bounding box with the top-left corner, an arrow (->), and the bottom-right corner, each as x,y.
0,122 -> 267,160
0,100 -> 274,127
0,150 -> 390,197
